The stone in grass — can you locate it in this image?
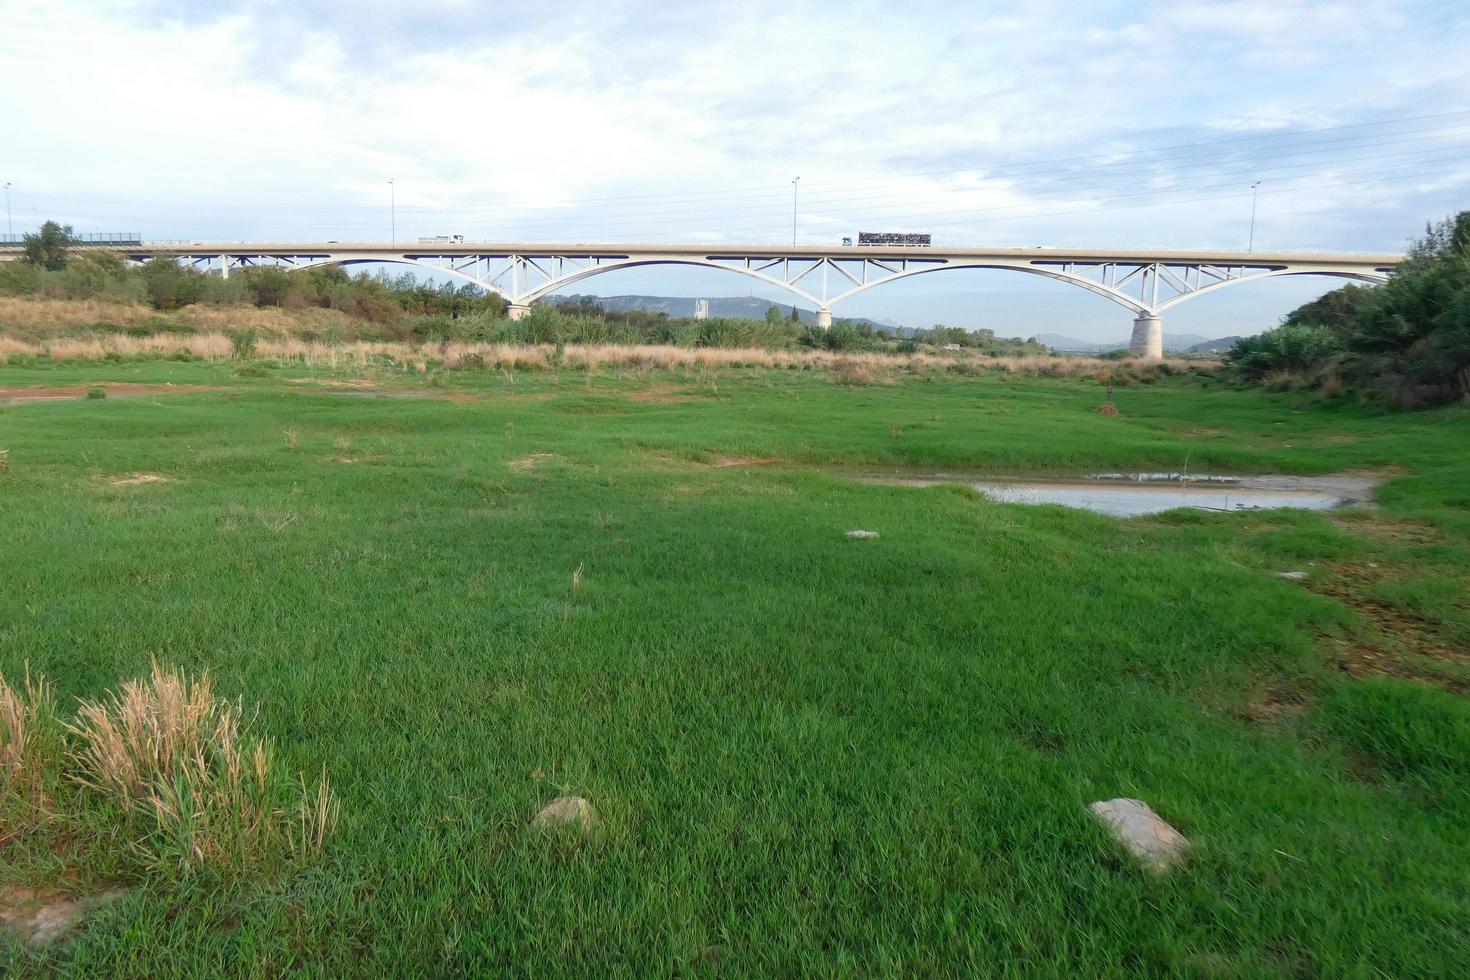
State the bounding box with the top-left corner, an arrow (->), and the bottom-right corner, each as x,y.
532,795 -> 599,833
845,530 -> 880,539
1276,570 -> 1309,581
0,885 -> 127,948
1089,798 -> 1189,872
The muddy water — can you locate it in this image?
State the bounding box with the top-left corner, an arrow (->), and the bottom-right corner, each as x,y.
850,471 -> 1380,518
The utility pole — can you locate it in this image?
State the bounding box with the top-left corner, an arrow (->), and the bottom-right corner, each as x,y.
1248,180 -> 1262,252
389,178 -> 396,246
3,182 -> 11,241
790,176 -> 800,246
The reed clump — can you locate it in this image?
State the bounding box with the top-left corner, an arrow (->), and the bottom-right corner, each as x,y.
1,660 -> 337,877
65,662 -> 338,874
1,663 -> 58,790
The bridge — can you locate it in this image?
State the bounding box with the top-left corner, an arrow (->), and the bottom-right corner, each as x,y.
0,241 -> 1401,357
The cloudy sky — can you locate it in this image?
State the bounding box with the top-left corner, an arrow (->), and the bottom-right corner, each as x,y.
3,0 -> 1468,339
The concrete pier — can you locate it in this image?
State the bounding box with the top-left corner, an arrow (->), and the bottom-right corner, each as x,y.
507,304 -> 531,321
1128,315 -> 1163,359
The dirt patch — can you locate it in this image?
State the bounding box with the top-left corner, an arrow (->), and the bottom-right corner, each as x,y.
285,377 -> 380,389
106,473 -> 172,486
1312,561 -> 1469,692
1238,685 -> 1311,725
304,390 -> 437,399
1335,515 -> 1441,546
709,456 -> 781,468
510,452 -> 557,469
0,384 -> 222,404
0,885 -> 127,948
627,384 -> 699,404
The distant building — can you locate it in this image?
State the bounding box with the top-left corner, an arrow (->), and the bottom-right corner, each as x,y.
694,298 -> 710,320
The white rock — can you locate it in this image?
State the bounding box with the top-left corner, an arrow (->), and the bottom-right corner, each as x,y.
532,795 -> 598,833
1276,571 -> 1308,581
1088,798 -> 1189,872
845,530 -> 880,539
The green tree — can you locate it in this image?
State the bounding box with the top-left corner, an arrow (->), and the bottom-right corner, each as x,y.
22,221 -> 73,270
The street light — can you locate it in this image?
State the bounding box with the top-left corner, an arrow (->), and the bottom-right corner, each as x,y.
388,178 -> 396,245
3,182 -> 11,242
791,176 -> 800,246
1248,180 -> 1262,252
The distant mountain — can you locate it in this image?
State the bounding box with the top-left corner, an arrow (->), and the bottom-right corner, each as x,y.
1032,332 -> 1215,353
547,294 -> 896,330
1186,336 -> 1246,355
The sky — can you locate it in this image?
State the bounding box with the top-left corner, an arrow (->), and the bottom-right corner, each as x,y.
2,0 -> 1468,340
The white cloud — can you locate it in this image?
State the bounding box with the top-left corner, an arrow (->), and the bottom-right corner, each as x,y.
1,0 -> 1467,334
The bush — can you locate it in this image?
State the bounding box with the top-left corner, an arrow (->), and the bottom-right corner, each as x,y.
1236,211 -> 1470,408
227,328 -> 259,359
1227,323 -> 1343,380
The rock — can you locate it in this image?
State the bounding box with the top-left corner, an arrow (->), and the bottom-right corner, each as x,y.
1088,798 -> 1189,872
845,530 -> 880,539
1276,570 -> 1308,581
532,795 -> 598,833
0,885 -> 127,948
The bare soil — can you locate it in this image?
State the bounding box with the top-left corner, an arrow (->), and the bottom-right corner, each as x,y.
0,885 -> 127,948
0,383 -> 222,404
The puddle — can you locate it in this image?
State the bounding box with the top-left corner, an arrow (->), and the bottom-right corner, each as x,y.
850,471 -> 1379,518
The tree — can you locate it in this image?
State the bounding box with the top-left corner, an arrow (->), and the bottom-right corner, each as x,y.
789,305 -> 800,322
1235,210 -> 1470,407
22,221 -> 73,270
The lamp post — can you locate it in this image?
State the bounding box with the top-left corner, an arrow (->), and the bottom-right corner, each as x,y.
388,178 -> 396,245
3,182 -> 11,241
1248,180 -> 1262,252
791,176 -> 800,246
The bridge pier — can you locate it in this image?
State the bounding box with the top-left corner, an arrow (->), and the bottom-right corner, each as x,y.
507,304 -> 531,321
1128,314 -> 1163,360
815,309 -> 832,329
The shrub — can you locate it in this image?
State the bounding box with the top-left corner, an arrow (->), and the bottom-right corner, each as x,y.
1237,211 -> 1470,408
1227,323 -> 1342,380
227,328 -> 259,359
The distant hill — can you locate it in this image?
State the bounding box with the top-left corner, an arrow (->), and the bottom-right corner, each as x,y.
547,294 -> 895,330
1032,332 -> 1215,353
1186,336 -> 1246,355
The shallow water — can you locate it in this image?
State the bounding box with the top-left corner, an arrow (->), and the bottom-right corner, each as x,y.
851,471 -> 1379,518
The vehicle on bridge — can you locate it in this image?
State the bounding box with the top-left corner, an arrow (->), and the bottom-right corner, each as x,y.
857,232 -> 932,247
418,234 -> 465,244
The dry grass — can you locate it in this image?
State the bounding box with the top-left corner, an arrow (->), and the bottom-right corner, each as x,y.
0,294 -> 359,337
65,662 -> 338,872
1,663 -> 55,784
0,329 -> 1206,380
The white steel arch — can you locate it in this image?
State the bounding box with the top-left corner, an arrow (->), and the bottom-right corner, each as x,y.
1151,267 -> 1387,312
14,240 -> 1397,358
517,258 -> 824,309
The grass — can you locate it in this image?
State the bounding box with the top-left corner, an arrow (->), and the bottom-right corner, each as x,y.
1,354 -> 1468,974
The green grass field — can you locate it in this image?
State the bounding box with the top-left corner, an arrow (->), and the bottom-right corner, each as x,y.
2,358 -> 1468,975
